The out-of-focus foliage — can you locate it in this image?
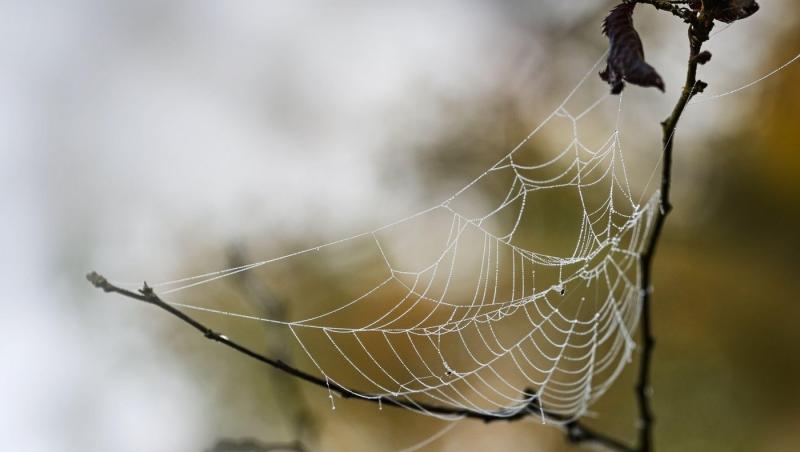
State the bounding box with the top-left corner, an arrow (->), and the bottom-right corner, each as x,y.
752,28 -> 800,203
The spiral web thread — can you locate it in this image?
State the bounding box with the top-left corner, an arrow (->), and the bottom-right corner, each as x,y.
113,54 -> 661,426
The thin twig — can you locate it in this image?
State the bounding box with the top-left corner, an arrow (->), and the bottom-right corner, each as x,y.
86,271 -> 632,451
633,2 -> 714,451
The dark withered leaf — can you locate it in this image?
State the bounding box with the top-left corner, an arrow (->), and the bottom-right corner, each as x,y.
714,0 -> 759,23
599,3 -> 664,95
688,0 -> 760,23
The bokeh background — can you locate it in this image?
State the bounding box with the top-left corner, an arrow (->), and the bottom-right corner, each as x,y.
2,1 -> 799,451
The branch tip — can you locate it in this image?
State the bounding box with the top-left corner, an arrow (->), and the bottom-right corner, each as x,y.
86,271 -> 111,291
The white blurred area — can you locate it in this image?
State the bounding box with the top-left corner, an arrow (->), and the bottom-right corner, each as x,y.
0,1 -> 792,451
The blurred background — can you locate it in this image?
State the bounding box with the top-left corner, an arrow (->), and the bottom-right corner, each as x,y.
2,1 -> 799,451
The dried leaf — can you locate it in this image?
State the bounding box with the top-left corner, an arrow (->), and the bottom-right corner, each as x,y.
600,3 -> 664,95
714,0 -> 760,23
688,0 -> 760,23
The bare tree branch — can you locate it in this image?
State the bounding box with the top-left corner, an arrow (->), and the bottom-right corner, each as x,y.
86,271 -> 632,451
632,1 -> 719,450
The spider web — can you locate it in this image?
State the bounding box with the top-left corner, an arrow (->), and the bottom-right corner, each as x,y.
112,53 -> 661,426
